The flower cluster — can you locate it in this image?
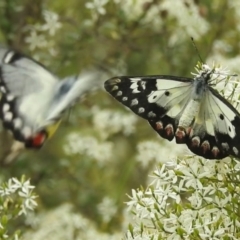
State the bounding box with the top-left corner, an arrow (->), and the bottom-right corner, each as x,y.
0,177 -> 37,215
92,107 -> 138,139
25,10 -> 62,60
0,177 -> 37,239
126,157 -> 240,239
22,203 -> 122,240
85,0 -> 109,16
97,197 -> 118,223
110,0 -> 209,41
136,140 -> 186,168
64,132 -> 113,164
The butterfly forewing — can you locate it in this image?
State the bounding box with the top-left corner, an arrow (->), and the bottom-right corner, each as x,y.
105,76 -> 193,142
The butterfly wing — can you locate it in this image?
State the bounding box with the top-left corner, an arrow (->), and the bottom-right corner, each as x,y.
44,69 -> 104,124
104,76 -> 193,141
183,88 -> 240,159
105,75 -> 240,160
0,47 -> 58,147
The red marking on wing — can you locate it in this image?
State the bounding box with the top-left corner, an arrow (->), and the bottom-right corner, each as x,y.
25,130 -> 48,148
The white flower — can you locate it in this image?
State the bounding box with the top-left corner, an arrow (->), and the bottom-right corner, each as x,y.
92,107 -> 138,139
18,187 -> 38,215
11,178 -> 35,192
150,165 -> 177,191
25,31 -> 47,50
85,0 -> 109,15
64,133 -> 113,164
179,160 -> 210,189
97,197 -> 117,223
136,140 -> 186,167
126,189 -> 149,214
171,179 -> 186,204
199,224 -> 226,239
42,11 -> 62,36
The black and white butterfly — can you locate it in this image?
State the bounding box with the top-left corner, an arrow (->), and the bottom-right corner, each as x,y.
104,65 -> 240,159
0,47 -> 103,149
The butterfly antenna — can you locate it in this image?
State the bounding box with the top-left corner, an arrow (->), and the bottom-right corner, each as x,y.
191,37 -> 204,63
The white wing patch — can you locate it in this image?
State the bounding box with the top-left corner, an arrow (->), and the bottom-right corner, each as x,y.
148,80 -> 192,118
206,93 -> 236,138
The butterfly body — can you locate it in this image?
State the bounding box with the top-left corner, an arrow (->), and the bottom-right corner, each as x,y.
0,47 -> 102,148
104,68 -> 240,159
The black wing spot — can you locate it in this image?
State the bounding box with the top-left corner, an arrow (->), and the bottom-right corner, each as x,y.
165,91 -> 170,96
219,114 -> 224,120
229,126 -> 231,132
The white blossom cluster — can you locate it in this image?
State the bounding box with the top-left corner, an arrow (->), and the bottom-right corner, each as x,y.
97,196 -> 118,223
24,10 -> 62,59
136,140 -> 186,168
22,203 -> 122,240
105,0 -> 209,40
85,0 -> 109,15
0,177 -> 37,216
125,157 -> 240,239
161,0 -> 209,44
0,177 -> 37,239
64,132 -> 113,164
92,107 -> 138,139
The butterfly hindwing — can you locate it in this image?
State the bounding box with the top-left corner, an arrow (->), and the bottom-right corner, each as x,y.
184,87 -> 240,159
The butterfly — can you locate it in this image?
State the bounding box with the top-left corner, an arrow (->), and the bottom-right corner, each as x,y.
104,64 -> 240,160
0,46 -> 102,149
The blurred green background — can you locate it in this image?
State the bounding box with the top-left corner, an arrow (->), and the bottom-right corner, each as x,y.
0,0 -> 240,238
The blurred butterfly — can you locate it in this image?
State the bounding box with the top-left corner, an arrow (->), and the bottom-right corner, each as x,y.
0,47 -> 102,149
104,64 -> 240,159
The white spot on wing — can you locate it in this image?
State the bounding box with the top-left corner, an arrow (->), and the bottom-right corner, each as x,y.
132,89 -> 140,93
4,51 -> 14,63
6,94 -> 14,101
116,91 -> 122,96
131,99 -> 138,106
221,142 -> 229,150
148,111 -> 156,118
130,81 -> 138,89
112,85 -> 118,91
130,78 -> 141,81
22,126 -> 32,138
138,107 -> 145,113
233,147 -> 238,155
141,81 -> 146,90
13,118 -> 22,129
130,79 -> 141,93
3,103 -> 10,112
4,112 -> 13,121
0,86 -> 6,93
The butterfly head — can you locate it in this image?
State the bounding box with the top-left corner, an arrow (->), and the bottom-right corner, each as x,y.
192,62 -> 237,89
